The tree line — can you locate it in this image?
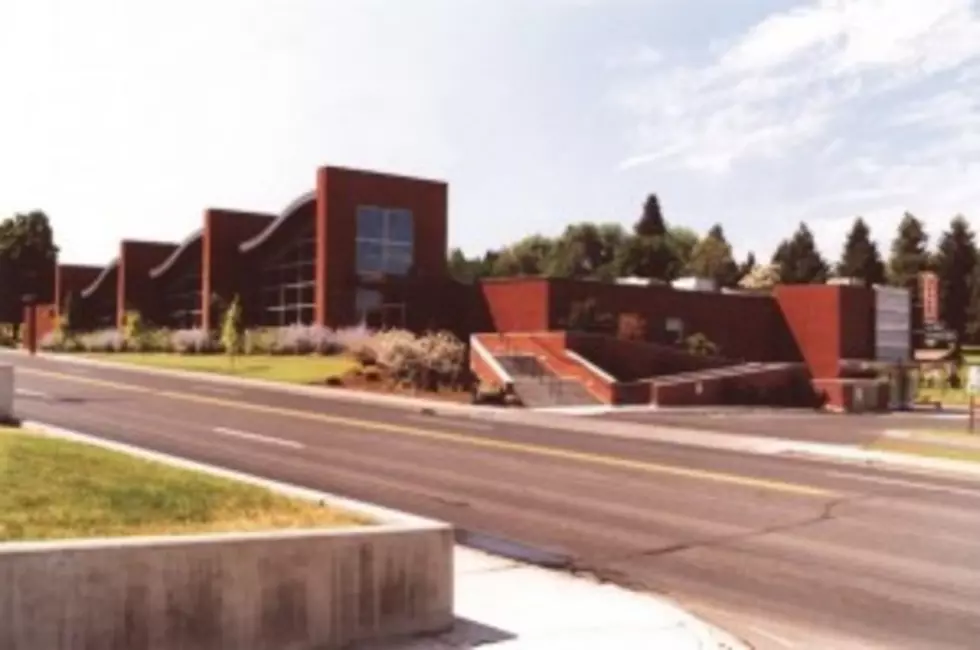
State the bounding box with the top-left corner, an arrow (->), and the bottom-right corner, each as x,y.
0,211 -> 58,329
448,194 -> 979,346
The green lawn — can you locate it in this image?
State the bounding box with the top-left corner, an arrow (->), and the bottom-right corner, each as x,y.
917,386 -> 974,406
0,428 -> 371,542
869,439 -> 980,464
80,353 -> 358,384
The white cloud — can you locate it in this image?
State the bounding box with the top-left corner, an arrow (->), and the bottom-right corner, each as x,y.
612,0 -> 980,257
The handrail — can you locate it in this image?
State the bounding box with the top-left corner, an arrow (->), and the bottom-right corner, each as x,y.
470,335 -> 514,388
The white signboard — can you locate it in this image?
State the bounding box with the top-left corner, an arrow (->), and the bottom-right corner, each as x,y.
968,366 -> 980,394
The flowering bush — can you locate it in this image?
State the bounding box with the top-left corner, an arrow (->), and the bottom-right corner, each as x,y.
274,324 -> 338,355
79,329 -> 126,353
171,328 -> 216,354
368,329 -> 466,389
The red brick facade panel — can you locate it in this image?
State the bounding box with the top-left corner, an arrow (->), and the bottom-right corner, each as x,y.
24,303 -> 58,344
477,279 -> 551,333
202,208 -> 277,330
77,262 -> 118,329
54,264 -> 103,313
567,332 -> 732,380
318,166 -> 449,328
549,280 -> 787,362
774,285 -> 842,379
117,240 -> 179,328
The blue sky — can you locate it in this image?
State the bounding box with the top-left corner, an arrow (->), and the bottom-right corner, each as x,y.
1,0 -> 978,266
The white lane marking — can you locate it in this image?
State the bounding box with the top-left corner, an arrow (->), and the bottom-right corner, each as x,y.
826,470 -> 980,498
212,426 -> 305,450
748,625 -> 796,648
15,388 -> 49,399
196,384 -> 241,396
405,414 -> 495,431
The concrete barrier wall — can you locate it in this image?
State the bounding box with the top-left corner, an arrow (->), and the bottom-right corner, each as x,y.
0,363 -> 12,422
0,526 -> 454,650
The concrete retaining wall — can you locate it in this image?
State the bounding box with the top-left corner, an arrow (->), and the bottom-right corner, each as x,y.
0,525 -> 454,650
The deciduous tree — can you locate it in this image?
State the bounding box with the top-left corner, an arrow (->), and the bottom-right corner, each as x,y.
687,224 -> 740,287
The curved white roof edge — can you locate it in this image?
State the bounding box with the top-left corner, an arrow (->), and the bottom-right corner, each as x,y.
80,258 -> 119,299
149,228 -> 203,279
239,190 -> 316,254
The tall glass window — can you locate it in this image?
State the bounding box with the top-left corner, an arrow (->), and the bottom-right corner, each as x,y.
162,271 -> 201,329
355,206 -> 414,276
257,218 -> 316,326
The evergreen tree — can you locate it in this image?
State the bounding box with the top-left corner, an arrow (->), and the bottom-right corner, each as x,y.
934,215 -> 978,343
771,223 -> 828,284
836,217 -> 886,285
888,212 -> 931,287
887,212 -> 932,345
634,194 -> 667,237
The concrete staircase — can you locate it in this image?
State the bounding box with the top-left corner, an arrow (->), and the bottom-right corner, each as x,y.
497,354 -> 601,408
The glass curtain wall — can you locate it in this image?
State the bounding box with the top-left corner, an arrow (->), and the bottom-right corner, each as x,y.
257,218 -> 316,326
162,271 -> 201,329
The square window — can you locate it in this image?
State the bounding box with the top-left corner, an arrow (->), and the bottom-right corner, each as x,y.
357,206 -> 385,240
387,209 -> 414,244
385,244 -> 414,275
356,240 -> 384,274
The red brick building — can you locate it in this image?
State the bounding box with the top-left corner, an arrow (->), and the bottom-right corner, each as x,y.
46,163 -> 911,410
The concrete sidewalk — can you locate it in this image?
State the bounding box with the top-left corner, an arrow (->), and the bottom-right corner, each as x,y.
363,547 -> 745,650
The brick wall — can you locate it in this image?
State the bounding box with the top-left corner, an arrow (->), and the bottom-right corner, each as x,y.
117,240 -> 178,328
318,166 -> 449,328
202,208 -> 276,330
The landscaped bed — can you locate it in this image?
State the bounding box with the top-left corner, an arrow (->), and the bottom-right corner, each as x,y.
38,319 -> 492,403
0,427 -> 371,541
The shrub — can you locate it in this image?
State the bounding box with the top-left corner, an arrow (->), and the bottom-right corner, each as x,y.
334,324 -> 375,361
141,328 -> 172,352
368,329 -> 466,390
274,324 -> 344,355
171,328 -> 215,354
122,310 -> 144,349
0,323 -> 14,348
39,330 -> 65,352
79,329 -> 126,353
243,328 -> 277,355
685,332 -> 719,357
617,313 -> 647,341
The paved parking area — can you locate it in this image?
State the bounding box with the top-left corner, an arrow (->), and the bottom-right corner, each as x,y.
593,409 -> 978,445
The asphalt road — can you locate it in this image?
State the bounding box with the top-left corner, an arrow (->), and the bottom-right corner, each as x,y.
7,354 -> 980,650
